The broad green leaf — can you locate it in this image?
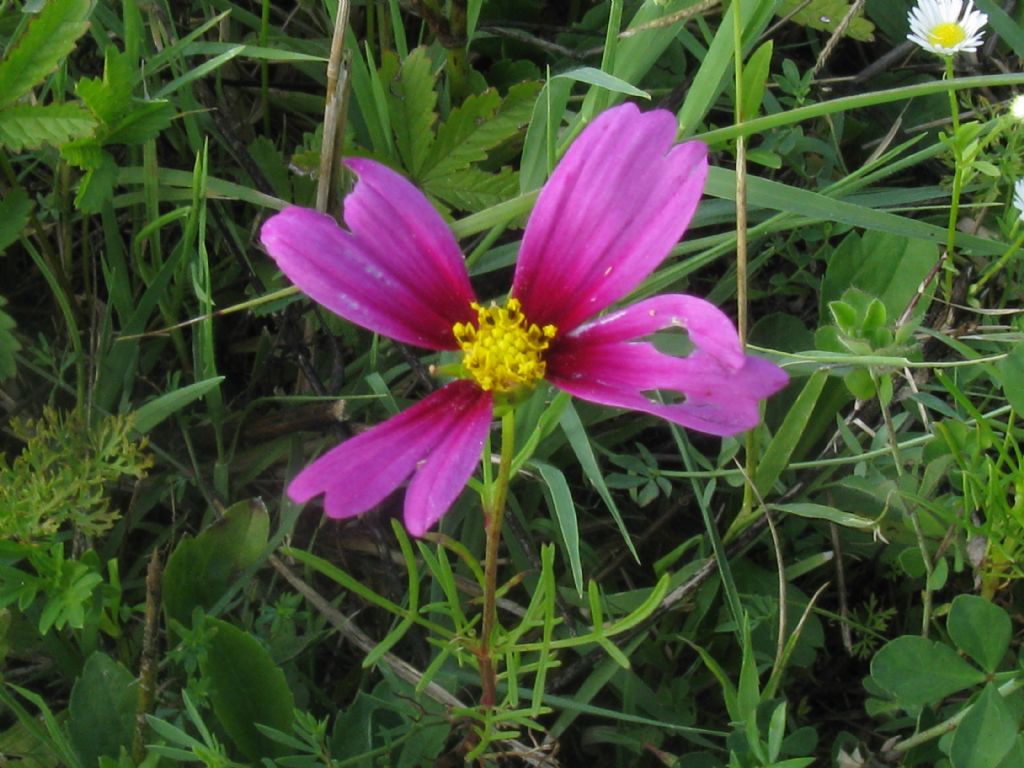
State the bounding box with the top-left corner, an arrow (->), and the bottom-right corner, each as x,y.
871,635 -> 986,708
820,231 -> 938,324
0,103 -> 96,151
948,595 -> 1011,673
0,0 -> 92,110
995,736 -> 1024,768
202,617 -> 295,761
68,653 -> 136,767
0,186 -> 33,256
0,296 -> 19,382
385,48 -> 437,177
162,498 -> 269,626
950,684 -> 1018,768
997,341 -> 1024,415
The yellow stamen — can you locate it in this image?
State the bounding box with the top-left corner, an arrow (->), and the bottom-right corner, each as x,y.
452,298 -> 557,393
928,22 -> 967,48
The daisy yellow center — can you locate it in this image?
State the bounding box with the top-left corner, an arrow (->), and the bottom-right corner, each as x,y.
452,298 -> 557,393
928,22 -> 967,48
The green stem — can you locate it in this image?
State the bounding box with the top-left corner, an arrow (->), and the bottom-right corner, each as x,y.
944,56 -> 963,302
891,676 -> 1024,753
974,228 -> 1024,291
732,0 -> 757,525
879,375 -> 933,636
478,409 -> 515,709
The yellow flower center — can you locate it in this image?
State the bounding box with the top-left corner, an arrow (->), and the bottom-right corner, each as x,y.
928,22 -> 967,49
452,298 -> 556,393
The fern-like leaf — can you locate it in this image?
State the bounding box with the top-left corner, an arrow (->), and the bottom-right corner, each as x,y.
425,83 -> 538,182
0,103 -> 96,151
0,0 -> 93,110
425,166 -> 519,214
384,48 -> 438,178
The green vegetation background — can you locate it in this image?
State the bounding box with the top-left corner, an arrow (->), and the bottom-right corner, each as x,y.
4,0 -> 1024,766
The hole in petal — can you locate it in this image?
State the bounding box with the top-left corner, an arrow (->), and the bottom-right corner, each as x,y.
642,389 -> 688,406
650,328 -> 696,357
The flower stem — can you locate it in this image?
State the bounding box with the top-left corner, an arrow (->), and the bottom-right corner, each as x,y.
478,409 -> 515,709
943,55 -> 963,302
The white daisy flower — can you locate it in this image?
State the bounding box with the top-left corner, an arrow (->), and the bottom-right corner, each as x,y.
1014,179 -> 1024,222
907,0 -> 987,55
1011,94 -> 1024,120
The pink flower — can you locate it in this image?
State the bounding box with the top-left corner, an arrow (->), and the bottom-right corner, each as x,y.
261,103 -> 788,536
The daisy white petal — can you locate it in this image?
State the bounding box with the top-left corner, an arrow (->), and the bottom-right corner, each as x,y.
907,0 -> 987,55
1011,95 -> 1024,121
1013,179 -> 1024,222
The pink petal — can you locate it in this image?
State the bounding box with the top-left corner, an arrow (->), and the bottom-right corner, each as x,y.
563,295 -> 746,371
403,389 -> 493,536
288,381 -> 491,530
512,103 -> 708,333
343,158 -> 476,329
546,295 -> 788,436
261,170 -> 477,349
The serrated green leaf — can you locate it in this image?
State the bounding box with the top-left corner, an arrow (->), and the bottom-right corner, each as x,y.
76,46 -> 174,147
76,47 -> 136,126
385,48 -> 437,177
424,82 -> 539,183
0,103 -> 96,151
60,140 -> 107,170
0,0 -> 93,110
424,89 -> 502,173
424,165 -> 518,213
105,100 -> 174,144
73,151 -> 118,213
0,187 -> 33,256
